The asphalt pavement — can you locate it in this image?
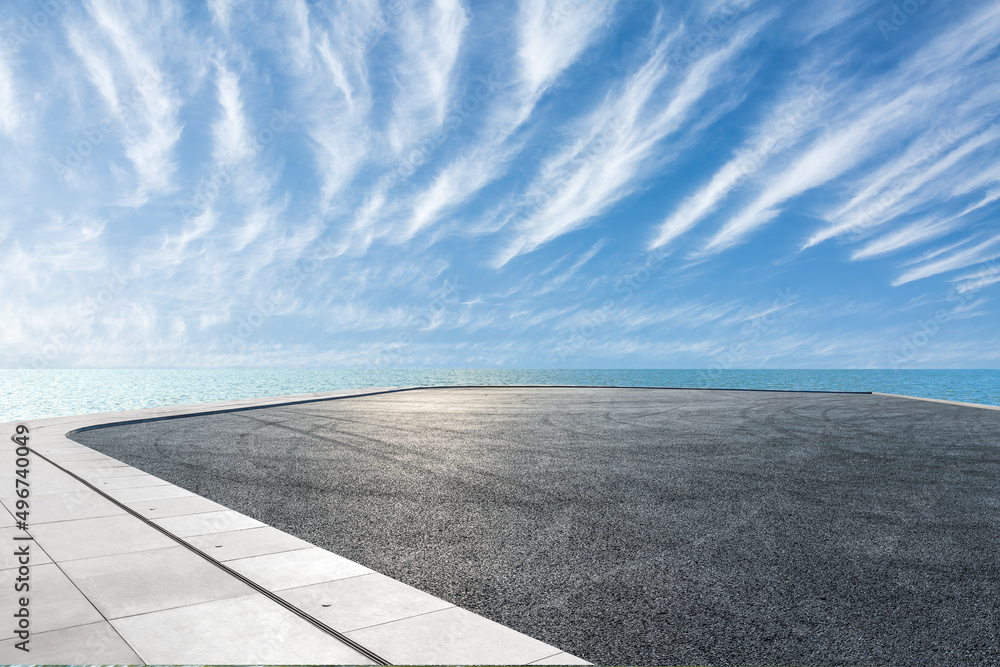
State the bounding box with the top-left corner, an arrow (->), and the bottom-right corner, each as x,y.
71,387 -> 1000,666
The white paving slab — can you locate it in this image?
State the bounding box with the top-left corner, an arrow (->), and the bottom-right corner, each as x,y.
59,459 -> 142,477
0,461 -> 68,488
105,483 -> 195,503
2,490 -> 125,524
153,508 -> 267,536
346,605 -> 563,665
226,546 -> 374,590
185,525 -> 313,561
111,593 -> 374,664
0,562 -> 104,639
29,513 -> 179,562
59,546 -> 252,619
74,465 -> 153,478
5,476 -> 90,498
279,571 -> 454,632
84,472 -> 174,490
44,451 -> 119,462
0,621 -> 143,664
124,494 -> 226,519
0,528 -> 52,569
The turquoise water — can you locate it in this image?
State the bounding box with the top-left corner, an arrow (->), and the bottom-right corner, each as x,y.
0,369 -> 997,422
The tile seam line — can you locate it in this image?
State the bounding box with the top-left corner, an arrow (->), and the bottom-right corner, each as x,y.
23,445 -> 392,666
60,384 -> 874,436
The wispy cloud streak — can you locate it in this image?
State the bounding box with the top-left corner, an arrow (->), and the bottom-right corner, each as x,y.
496,10 -> 772,265
894,234 -> 1000,286
650,78 -> 830,251
399,0 -> 618,239
0,50 -> 21,136
65,0 -> 184,202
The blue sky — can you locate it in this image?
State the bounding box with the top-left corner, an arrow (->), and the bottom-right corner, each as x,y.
1,0 -> 999,369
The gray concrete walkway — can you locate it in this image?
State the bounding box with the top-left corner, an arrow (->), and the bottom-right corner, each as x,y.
70,387 -> 1000,666
0,388 -> 587,665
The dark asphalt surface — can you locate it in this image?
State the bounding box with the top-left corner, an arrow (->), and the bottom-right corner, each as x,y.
71,387 -> 1000,666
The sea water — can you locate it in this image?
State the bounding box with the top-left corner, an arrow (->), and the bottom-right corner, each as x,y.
1,368 -> 997,422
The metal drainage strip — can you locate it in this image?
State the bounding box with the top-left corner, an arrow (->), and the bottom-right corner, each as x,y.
29,447 -> 392,666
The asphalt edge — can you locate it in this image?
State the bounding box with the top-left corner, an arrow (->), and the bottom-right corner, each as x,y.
64,386 -> 427,435
63,384 -> 873,436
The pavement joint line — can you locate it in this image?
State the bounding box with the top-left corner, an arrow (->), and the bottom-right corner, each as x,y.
24,445 -> 392,666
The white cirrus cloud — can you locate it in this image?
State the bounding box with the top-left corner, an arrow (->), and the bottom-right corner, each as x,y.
495,9 -> 774,266
893,234 -> 1000,286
